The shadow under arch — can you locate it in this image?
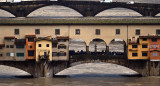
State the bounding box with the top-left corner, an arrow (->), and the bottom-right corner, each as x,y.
0,65 -> 31,78
95,7 -> 142,17
0,8 -> 15,17
27,5 -> 83,17
89,38 -> 107,53
56,62 -> 140,77
109,38 -> 127,56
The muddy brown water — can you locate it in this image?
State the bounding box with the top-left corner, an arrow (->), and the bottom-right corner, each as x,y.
0,76 -> 160,86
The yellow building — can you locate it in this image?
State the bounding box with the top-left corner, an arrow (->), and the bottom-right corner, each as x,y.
128,36 -> 149,60
36,36 -> 52,62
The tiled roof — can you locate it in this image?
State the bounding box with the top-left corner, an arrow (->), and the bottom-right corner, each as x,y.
25,34 -> 36,38
56,36 -> 69,40
4,36 -> 15,39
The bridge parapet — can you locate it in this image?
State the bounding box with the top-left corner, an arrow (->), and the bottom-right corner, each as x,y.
0,1 -> 159,17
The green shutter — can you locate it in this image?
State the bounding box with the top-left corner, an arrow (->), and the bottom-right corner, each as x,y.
16,53 -> 24,57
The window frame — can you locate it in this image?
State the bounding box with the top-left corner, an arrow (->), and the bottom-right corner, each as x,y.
35,29 -> 40,35
142,44 -> 148,48
132,45 -> 138,48
135,29 -> 140,35
55,29 -> 60,35
28,50 -> 34,56
142,52 -> 148,56
153,53 -> 158,57
116,29 -> 120,35
16,53 -> 24,57
152,38 -> 157,42
75,29 -> 80,35
95,29 -> 100,35
46,44 -> 49,47
14,29 -> 19,35
132,53 -> 138,57
38,44 -> 41,47
156,29 -> 160,35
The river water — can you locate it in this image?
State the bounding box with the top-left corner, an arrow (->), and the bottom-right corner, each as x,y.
0,76 -> 160,86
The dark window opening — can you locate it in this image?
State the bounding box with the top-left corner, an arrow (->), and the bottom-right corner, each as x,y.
95,29 -> 100,35
136,29 -> 140,35
132,53 -> 138,56
116,29 -> 120,35
14,29 -> 19,35
52,44 -> 57,48
52,52 -> 58,56
46,44 -> 49,47
156,29 -> 160,35
58,52 -> 66,56
10,45 -> 14,48
142,44 -> 148,48
30,46 -> 32,48
152,38 -> 157,42
16,45 -> 24,48
58,39 -> 66,42
28,38 -> 34,42
55,29 -> 60,35
16,53 -> 24,57
75,29 -> 80,35
132,45 -> 138,48
0,54 -> 2,57
142,52 -> 148,56
39,44 -> 41,47
58,45 -> 66,49
142,38 -> 147,41
35,29 -> 40,34
6,53 -> 10,56
6,45 -> 9,48
28,51 -> 34,56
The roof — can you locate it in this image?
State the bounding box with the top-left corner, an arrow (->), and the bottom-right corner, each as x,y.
1,18 -> 160,25
0,44 -> 5,47
139,35 -> 160,39
4,36 -> 15,39
36,37 -> 52,42
56,36 -> 69,40
25,34 -> 36,38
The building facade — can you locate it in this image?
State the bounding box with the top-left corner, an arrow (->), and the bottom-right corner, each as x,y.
128,35 -> 160,61
0,19 -> 160,61
36,36 -> 53,62
25,35 -> 36,60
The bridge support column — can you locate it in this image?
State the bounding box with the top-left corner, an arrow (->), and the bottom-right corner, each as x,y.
143,10 -> 155,17
33,61 -> 68,77
149,61 -> 160,76
105,46 -> 109,55
86,46 -> 89,55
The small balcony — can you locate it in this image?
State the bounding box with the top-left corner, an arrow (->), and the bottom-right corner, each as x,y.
38,55 -> 49,59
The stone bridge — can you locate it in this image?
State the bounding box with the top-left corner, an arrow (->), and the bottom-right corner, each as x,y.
0,54 -> 160,77
0,1 -> 160,17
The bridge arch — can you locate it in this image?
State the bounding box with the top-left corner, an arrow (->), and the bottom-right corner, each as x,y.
0,65 -> 30,77
27,5 -> 83,17
88,38 -> 107,53
95,7 -> 143,17
109,38 -> 126,56
56,62 -> 139,77
0,8 -> 15,17
69,38 -> 87,55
